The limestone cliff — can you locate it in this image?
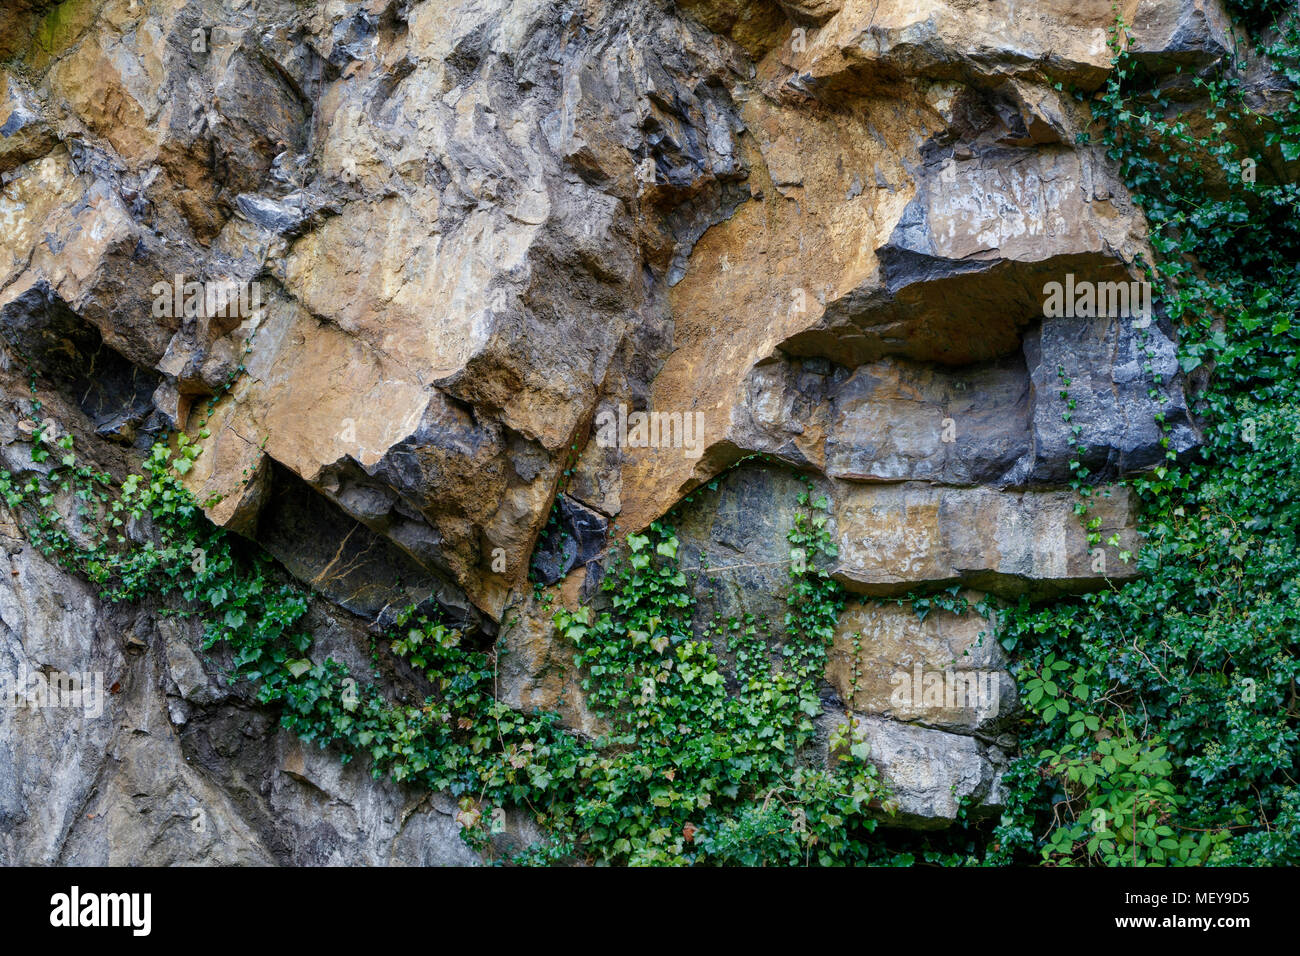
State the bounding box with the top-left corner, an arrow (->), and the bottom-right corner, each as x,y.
0,0 -> 1227,863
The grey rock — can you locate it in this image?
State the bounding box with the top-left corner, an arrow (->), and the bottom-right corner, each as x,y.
235,192 -> 308,235
529,494 -> 609,586
1020,313 -> 1200,483
822,712 -> 1009,828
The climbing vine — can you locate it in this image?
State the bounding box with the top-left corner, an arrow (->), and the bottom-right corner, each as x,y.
0,400 -> 897,864
985,9 -> 1300,865
550,487 -> 890,864
4,4 -> 1298,869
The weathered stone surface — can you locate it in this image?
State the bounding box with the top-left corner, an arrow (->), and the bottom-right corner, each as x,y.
0,149 -> 185,370
1128,0 -> 1233,70
672,464 -> 808,631
157,0 -> 760,620
0,505 -> 272,866
771,0 -> 1232,94
0,73 -> 56,173
497,569 -> 606,740
829,595 -> 1015,733
674,0 -> 790,59
609,107 -> 1188,531
0,459 -> 491,865
1024,313 -> 1200,483
254,461 -> 485,629
0,367 -> 516,864
786,147 -> 1143,367
0,283 -> 160,443
0,0 -> 1230,853
831,480 -> 1141,595
822,355 -> 1030,485
266,740 -> 482,867
645,456 -> 1138,605
822,711 -> 1009,828
0,0 -> 1196,622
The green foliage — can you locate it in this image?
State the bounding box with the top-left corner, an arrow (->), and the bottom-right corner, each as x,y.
549,490 -> 893,865
2,401 -> 893,863
8,6 -> 1298,869
989,12 -> 1300,866
1226,0 -> 1295,30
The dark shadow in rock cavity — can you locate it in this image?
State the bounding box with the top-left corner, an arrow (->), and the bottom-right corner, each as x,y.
255,462 -> 487,636
529,494 -> 608,586
0,282 -> 161,447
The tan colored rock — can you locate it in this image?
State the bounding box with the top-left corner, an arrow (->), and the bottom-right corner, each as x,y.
827,594 -> 1015,732
46,26 -> 162,162
830,481 -> 1140,595
0,0 -> 1231,846
615,113 -> 1149,531
615,87 -> 927,531
22,0 -> 99,73
0,1 -> 52,60
1128,0 -> 1233,70
0,73 -> 56,173
3,0 -> 1182,635
776,0 -> 844,26
771,0 -> 1231,94
497,570 -> 606,739
781,145 -> 1144,368
0,149 -> 184,368
179,293 -> 530,617
674,0 -> 791,59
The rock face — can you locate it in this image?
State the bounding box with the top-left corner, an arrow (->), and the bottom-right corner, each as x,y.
0,504 -> 482,865
0,0 -> 1225,859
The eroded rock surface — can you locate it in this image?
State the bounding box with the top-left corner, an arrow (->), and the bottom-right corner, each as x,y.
0,0 -> 1228,855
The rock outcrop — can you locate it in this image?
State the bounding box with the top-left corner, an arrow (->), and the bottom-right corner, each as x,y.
0,0 -> 1227,860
